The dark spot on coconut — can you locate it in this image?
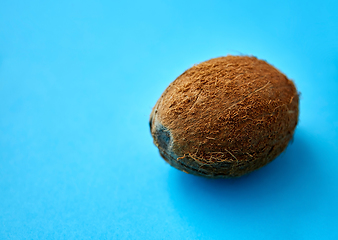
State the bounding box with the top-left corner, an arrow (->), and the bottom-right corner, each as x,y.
154,123 -> 171,151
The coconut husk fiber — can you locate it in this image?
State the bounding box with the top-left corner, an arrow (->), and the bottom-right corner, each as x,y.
150,55 -> 299,178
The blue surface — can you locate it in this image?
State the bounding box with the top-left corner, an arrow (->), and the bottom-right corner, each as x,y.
1,0 -> 338,239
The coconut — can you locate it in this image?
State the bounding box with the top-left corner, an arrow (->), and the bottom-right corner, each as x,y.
150,55 -> 299,178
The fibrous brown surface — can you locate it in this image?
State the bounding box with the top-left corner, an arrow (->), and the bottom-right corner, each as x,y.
150,55 -> 299,178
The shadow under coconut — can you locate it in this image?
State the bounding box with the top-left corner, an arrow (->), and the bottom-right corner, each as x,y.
167,128 -> 323,238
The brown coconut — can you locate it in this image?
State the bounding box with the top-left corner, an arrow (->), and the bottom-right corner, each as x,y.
150,55 -> 299,178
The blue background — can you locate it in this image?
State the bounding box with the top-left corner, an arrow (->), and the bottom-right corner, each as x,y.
1,0 -> 338,239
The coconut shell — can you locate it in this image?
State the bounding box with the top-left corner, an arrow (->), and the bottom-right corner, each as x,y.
150,55 -> 299,178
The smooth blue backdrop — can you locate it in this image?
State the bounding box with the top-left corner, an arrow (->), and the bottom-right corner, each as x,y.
1,0 -> 338,239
